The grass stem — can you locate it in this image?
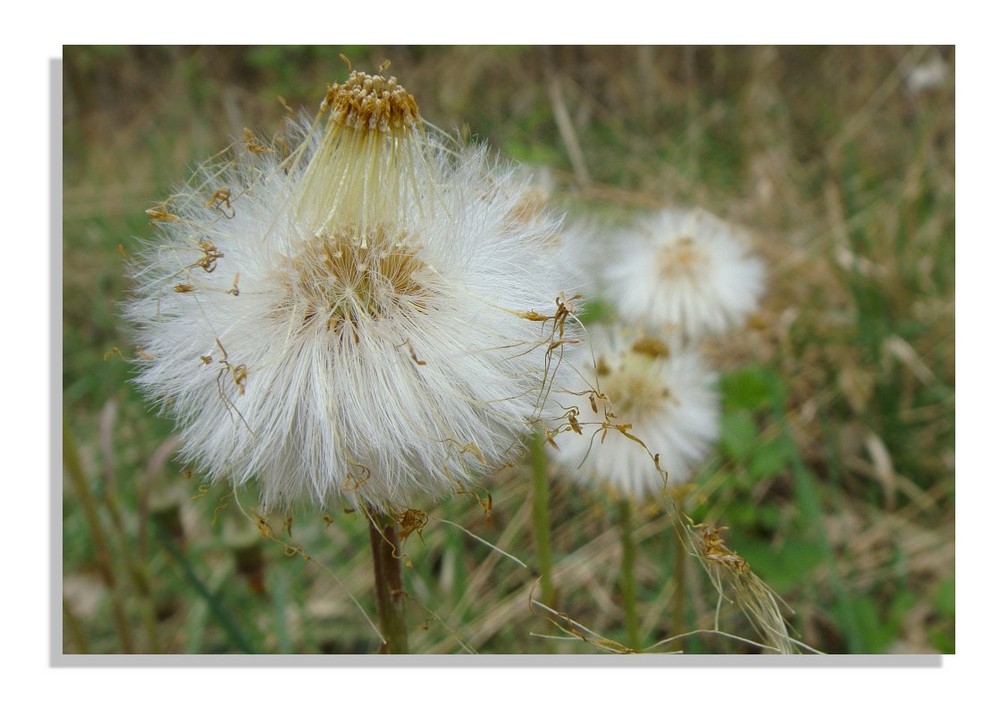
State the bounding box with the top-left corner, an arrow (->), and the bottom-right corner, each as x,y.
670,490 -> 688,644
530,430 -> 557,652
671,519 -> 688,642
63,422 -> 135,654
618,498 -> 640,650
153,520 -> 256,653
62,598 -> 90,654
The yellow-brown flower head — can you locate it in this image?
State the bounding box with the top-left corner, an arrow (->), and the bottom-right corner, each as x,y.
322,71 -> 421,133
295,70 -> 430,244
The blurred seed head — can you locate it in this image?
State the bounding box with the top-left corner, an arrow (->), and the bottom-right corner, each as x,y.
603,208 -> 766,342
550,324 -> 720,500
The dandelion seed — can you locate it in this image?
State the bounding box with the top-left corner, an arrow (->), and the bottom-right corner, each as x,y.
604,208 -> 765,341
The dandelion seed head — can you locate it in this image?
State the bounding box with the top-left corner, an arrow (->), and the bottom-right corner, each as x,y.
551,325 -> 719,500
605,208 -> 765,341
126,71 -> 576,513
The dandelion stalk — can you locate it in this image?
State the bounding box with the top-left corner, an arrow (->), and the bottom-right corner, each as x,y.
530,428 -> 559,653
530,429 -> 556,610
617,498 -> 640,649
368,510 -> 409,654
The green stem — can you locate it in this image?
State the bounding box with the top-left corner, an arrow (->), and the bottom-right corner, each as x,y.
530,430 -> 557,653
444,499 -> 467,615
530,430 -> 555,610
368,511 -> 409,654
618,498 -> 640,650
671,520 -> 687,642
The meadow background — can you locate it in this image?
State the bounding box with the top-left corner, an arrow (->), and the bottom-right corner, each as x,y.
62,45 -> 954,655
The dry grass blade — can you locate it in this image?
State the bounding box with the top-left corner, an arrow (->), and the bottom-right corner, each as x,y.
677,515 -> 802,655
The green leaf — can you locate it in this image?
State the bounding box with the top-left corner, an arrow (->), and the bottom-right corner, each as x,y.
720,410 -> 758,462
756,504 -> 782,532
932,578 -> 956,617
889,590 -> 918,625
849,594 -> 882,652
738,538 -> 826,592
721,364 -> 787,413
846,590 -> 917,653
747,437 -> 794,480
929,627 -> 955,654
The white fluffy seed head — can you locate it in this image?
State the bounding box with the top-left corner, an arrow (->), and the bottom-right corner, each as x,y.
550,325 -> 720,500
604,208 -> 766,341
126,72 -> 577,513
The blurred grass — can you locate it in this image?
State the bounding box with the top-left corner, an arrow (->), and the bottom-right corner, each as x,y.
62,45 -> 954,654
